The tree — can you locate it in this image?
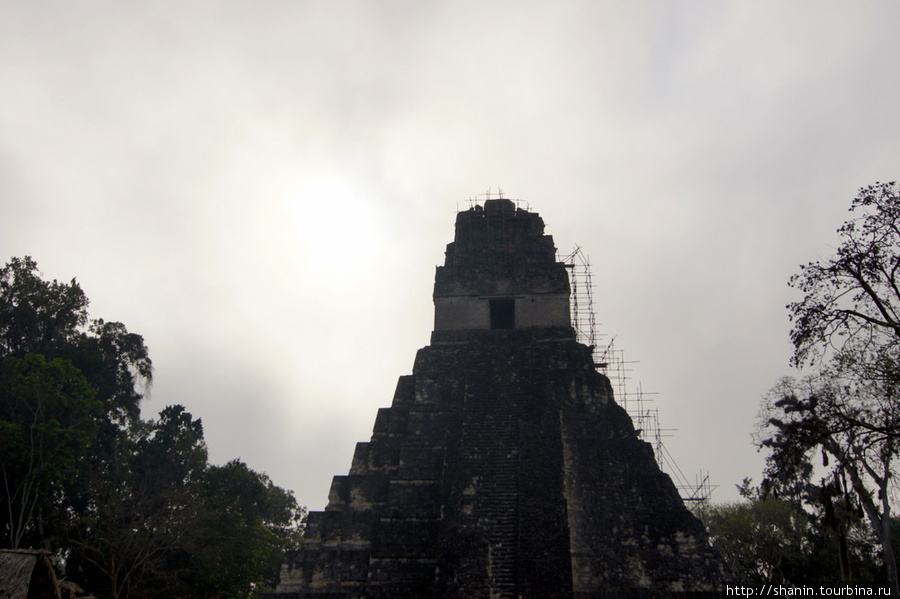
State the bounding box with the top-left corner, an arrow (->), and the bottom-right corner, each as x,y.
64,410 -> 305,599
0,256 -> 152,555
183,460 -> 305,598
65,405 -> 208,599
0,353 -> 101,548
695,497 -> 811,583
788,181 -> 900,366
762,370 -> 900,591
0,256 -> 152,423
764,181 -> 900,593
0,256 -> 89,358
696,488 -> 885,585
0,256 -> 306,597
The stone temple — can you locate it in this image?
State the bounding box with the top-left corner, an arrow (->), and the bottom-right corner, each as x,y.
272,199 -> 723,598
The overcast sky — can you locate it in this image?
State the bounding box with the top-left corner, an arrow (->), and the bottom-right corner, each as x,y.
3,1 -> 899,510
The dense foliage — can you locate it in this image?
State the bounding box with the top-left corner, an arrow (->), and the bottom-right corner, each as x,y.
788,182 -> 900,367
754,182 -> 900,592
695,480 -> 889,585
0,256 -> 304,598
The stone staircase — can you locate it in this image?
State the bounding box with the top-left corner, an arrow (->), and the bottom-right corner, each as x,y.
460,379 -> 520,598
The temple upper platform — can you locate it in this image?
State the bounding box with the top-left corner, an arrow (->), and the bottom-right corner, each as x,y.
433,199 -> 571,334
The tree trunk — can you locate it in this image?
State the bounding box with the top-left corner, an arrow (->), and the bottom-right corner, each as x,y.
879,487 -> 899,599
837,525 -> 851,582
844,462 -> 898,597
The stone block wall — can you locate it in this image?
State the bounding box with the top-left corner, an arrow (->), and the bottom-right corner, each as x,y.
273,330 -> 723,598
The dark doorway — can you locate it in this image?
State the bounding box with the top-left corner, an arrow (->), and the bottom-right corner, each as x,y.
490,299 -> 515,329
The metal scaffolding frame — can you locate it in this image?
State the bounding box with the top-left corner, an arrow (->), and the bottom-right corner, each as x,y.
560,246 -> 715,503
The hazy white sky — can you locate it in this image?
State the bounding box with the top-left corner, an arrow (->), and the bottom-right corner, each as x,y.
3,1 -> 900,510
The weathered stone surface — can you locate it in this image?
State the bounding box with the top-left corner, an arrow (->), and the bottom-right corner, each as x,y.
270,199 -> 723,598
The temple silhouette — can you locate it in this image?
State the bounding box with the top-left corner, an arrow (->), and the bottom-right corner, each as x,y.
271,199 -> 723,598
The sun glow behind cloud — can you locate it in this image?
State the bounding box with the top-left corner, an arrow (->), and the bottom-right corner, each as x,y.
281,173 -> 386,282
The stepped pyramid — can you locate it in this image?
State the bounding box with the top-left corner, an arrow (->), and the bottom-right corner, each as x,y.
272,199 -> 723,598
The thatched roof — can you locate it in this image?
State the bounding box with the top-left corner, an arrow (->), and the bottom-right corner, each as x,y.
0,549 -> 61,599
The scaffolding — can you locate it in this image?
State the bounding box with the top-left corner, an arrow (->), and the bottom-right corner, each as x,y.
459,188 -> 532,213
560,247 -> 715,503
561,247 -> 597,352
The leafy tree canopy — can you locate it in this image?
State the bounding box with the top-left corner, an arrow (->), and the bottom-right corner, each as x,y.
789,181 -> 900,366
184,459 -> 306,598
0,353 -> 101,548
0,256 -> 89,358
761,182 -> 900,593
0,256 -> 305,598
0,256 -> 151,422
695,497 -> 811,583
